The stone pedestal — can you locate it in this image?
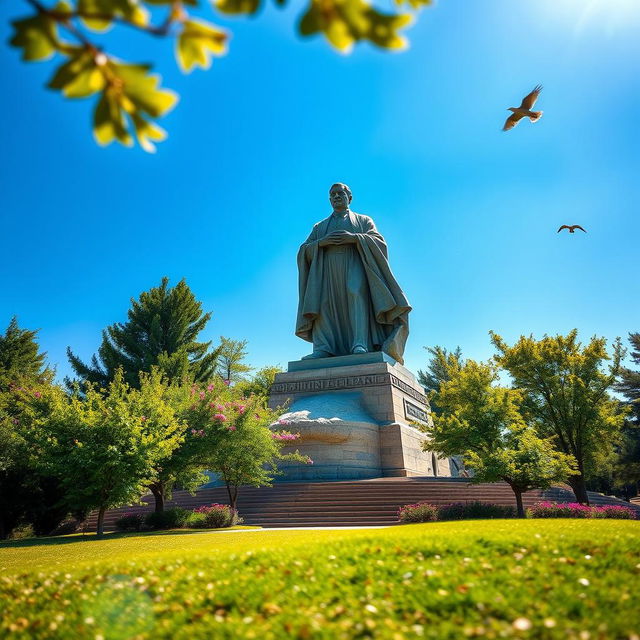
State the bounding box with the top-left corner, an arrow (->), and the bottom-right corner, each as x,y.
268,352 -> 451,481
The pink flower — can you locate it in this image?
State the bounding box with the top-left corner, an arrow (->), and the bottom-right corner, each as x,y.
272,432 -> 300,441
207,384 -> 214,391
34,391 -> 42,399
223,379 -> 230,386
228,425 -> 236,431
213,413 -> 227,422
306,457 -> 314,465
12,418 -> 19,425
277,418 -> 291,426
237,405 -> 246,414
140,416 -> 147,422
199,391 -> 206,400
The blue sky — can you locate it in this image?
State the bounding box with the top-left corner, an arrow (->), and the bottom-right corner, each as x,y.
1,0 -> 639,380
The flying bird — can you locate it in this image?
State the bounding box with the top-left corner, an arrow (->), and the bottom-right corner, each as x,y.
557,225 -> 587,234
503,85 -> 543,131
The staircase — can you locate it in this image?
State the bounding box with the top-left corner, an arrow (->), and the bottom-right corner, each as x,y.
85,477 -> 640,532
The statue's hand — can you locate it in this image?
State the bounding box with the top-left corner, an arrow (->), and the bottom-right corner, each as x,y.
320,231 -> 356,246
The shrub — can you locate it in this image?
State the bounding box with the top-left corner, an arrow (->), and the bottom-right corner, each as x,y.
115,513 -> 146,532
9,524 -> 35,540
188,504 -> 241,529
144,508 -> 190,530
528,501 -> 637,519
398,502 -> 438,524
596,505 -> 636,519
185,512 -> 208,528
438,502 -> 517,521
48,519 -> 84,537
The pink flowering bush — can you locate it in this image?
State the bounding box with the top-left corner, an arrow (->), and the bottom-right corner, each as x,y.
187,503 -> 241,528
529,501 -> 636,519
398,502 -> 439,523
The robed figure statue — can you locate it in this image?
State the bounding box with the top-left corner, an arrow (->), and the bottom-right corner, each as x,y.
295,183 -> 411,364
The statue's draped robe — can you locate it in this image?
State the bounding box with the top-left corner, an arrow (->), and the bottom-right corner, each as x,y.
295,211 -> 411,364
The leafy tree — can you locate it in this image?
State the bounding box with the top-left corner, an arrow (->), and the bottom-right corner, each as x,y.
215,336 -> 252,384
7,0 -> 433,151
426,359 -> 576,517
67,277 -> 219,389
179,383 -> 309,509
490,330 -> 626,505
614,332 -> 640,495
0,317 -> 49,389
43,371 -> 183,535
0,320 -> 68,539
417,345 -> 463,416
237,364 -> 283,401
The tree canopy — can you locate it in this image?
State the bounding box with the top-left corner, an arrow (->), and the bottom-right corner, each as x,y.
67,277 -> 219,388
426,358 -> 575,516
417,345 -> 463,416
0,317 -> 48,389
490,330 -> 626,504
614,332 -> 640,493
7,0 -> 433,151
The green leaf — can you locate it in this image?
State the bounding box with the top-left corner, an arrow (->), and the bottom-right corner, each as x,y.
91,60 -> 177,151
77,0 -> 149,31
131,112 -> 167,153
9,13 -> 59,61
394,0 -> 432,8
93,89 -> 132,147
110,62 -> 178,117
48,49 -> 106,98
299,0 -> 413,53
215,0 -> 261,16
176,19 -> 228,73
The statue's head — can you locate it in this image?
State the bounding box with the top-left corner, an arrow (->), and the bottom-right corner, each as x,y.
329,183 -> 352,212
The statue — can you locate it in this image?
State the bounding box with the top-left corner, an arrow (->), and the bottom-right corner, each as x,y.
295,183 -> 411,364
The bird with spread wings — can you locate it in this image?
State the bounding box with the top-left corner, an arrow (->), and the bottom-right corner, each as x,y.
558,225 -> 587,234
503,85 -> 543,131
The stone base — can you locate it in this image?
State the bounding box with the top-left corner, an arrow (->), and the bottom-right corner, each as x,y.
269,353 -> 451,481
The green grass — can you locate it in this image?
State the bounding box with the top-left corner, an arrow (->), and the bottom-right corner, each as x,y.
1,520 -> 639,639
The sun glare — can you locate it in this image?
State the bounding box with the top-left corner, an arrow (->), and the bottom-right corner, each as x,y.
538,0 -> 640,36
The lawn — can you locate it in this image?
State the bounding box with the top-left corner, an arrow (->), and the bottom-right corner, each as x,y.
1,520 -> 639,639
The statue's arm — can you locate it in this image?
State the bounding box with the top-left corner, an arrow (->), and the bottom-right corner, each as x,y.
300,225 -> 320,260
355,216 -> 389,258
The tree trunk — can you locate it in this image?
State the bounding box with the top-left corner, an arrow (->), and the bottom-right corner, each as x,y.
513,488 -> 525,518
96,506 -> 106,536
151,485 -> 165,513
568,474 -> 590,505
226,482 -> 238,511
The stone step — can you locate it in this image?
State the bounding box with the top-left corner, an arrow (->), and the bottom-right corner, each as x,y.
85,478 -> 640,532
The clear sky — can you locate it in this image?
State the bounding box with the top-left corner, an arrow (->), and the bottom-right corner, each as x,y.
1,0 -> 639,381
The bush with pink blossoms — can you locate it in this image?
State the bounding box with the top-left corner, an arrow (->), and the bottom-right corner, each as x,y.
398,502 -> 439,523
528,501 -> 636,519
187,503 -> 241,528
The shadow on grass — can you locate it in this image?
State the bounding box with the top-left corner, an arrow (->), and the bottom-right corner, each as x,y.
0,527 -> 258,549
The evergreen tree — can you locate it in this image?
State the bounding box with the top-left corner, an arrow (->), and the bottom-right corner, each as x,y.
614,332 -> 640,495
417,346 -> 463,416
0,317 -> 48,389
67,277 -> 219,388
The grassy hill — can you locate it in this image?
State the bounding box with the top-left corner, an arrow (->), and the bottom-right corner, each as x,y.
1,520 -> 639,638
